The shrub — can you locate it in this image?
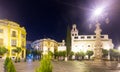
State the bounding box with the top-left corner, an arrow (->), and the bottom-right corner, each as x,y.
36,55 -> 52,72
6,60 -> 16,72
4,58 -> 16,72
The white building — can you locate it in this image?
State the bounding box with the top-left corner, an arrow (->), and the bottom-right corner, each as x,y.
71,24 -> 114,53
31,38 -> 66,55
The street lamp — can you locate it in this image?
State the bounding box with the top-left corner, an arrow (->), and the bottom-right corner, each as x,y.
118,46 -> 120,51
94,7 -> 103,16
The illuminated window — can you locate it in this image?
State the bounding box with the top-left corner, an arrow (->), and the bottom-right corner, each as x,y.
21,34 -> 25,38
21,41 -> 25,48
12,31 -> 16,37
11,39 -> 17,47
0,29 -> 3,33
0,38 -> 3,45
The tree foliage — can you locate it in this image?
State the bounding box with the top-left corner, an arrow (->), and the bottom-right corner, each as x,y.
86,50 -> 93,59
102,49 -> 108,58
75,51 -> 85,60
110,49 -> 120,61
13,47 -> 22,62
0,46 -> 7,55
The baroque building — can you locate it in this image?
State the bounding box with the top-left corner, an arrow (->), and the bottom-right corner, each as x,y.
0,19 -> 26,59
71,24 -> 114,53
31,38 -> 66,55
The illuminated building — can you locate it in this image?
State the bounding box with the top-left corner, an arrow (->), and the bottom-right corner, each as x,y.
71,24 -> 114,53
0,19 -> 26,59
31,38 -> 66,55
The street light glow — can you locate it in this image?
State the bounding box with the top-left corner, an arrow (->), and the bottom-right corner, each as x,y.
94,7 -> 103,16
118,46 -> 120,50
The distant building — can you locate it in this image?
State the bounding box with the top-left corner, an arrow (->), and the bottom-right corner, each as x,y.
71,24 -> 114,53
0,19 -> 26,59
31,38 -> 66,55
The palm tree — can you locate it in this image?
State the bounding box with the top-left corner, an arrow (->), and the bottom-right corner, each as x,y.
0,46 -> 7,55
13,47 -> 22,62
86,50 -> 93,60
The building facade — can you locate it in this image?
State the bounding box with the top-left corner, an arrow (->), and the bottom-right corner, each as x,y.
71,24 -> 114,53
0,19 -> 26,59
31,38 -> 66,55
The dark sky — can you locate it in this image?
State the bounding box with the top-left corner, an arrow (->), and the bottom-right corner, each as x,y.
0,0 -> 120,47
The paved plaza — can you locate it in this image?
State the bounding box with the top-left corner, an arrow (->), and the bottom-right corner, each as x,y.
13,60 -> 120,72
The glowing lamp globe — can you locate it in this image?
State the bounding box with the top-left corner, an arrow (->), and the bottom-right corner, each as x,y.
118,46 -> 120,50
94,7 -> 103,16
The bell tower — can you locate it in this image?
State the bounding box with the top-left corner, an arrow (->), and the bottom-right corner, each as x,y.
71,24 -> 78,37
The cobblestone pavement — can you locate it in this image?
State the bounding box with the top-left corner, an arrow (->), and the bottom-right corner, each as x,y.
14,60 -> 120,72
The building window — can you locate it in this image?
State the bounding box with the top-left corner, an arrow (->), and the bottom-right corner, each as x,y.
81,36 -> 84,39
11,39 -> 17,47
75,34 -> 77,36
101,36 -> 104,38
21,41 -> 25,48
0,38 -> 3,45
22,50 -> 24,58
74,36 -> 78,39
21,34 -> 25,38
88,45 -> 90,47
94,36 -> 96,38
87,36 -> 91,39
12,50 -> 16,55
72,34 -> 74,36
0,29 -> 3,33
12,31 -> 16,37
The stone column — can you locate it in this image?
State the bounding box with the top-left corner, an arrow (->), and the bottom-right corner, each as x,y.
94,22 -> 103,61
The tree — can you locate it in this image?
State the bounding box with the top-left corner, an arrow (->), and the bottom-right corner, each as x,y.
102,49 -> 108,58
36,55 -> 52,72
86,50 -> 93,60
0,46 -> 7,55
13,47 -> 22,62
110,49 -> 120,61
75,51 -> 85,60
66,25 -> 71,58
79,51 -> 85,60
32,50 -> 42,60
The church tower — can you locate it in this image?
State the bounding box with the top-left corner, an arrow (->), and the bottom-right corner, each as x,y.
71,24 -> 78,37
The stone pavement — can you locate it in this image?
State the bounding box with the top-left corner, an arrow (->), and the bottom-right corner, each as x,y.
14,61 -> 39,72
14,60 -> 120,72
0,59 -> 4,72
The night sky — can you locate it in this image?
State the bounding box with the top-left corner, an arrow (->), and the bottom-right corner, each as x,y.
0,0 -> 120,47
